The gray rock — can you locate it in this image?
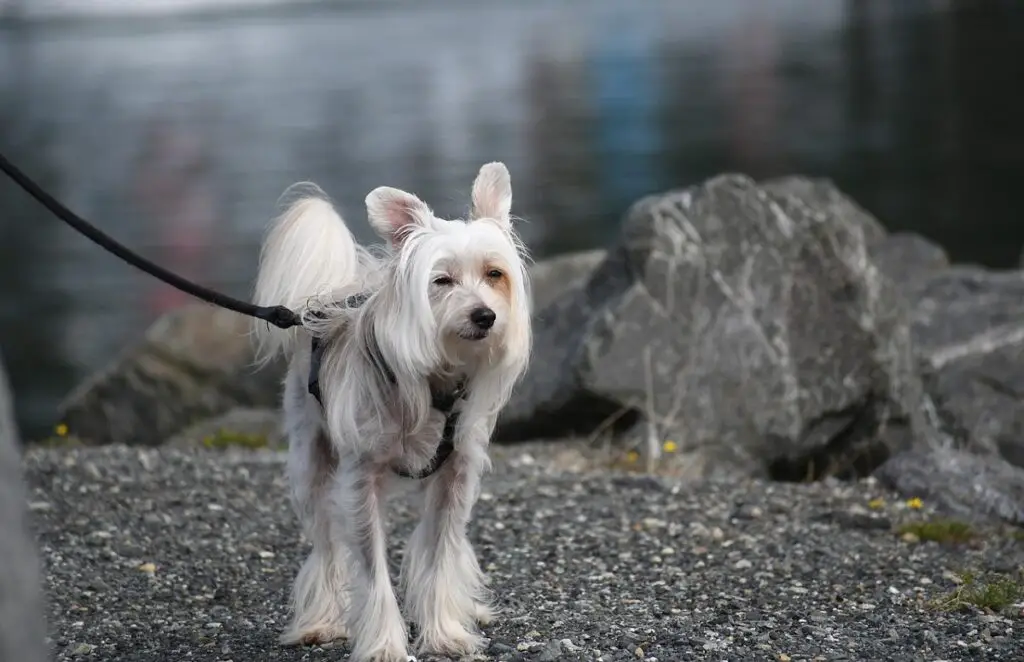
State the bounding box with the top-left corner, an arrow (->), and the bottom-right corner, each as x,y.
909,266 -> 1024,466
875,446 -> 1024,525
0,350 -> 47,662
870,232 -> 950,295
869,265 -> 1024,524
56,303 -> 284,446
528,248 -> 606,314
535,638 -> 564,662
499,175 -> 930,480
908,266 -> 1024,359
165,407 -> 284,450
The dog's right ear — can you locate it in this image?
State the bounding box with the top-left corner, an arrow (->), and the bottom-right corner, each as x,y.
470,161 -> 512,228
366,186 -> 432,247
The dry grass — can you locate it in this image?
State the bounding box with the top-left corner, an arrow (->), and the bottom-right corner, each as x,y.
930,570 -> 1024,614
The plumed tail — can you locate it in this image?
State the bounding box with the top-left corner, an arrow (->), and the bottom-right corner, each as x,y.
251,184 -> 367,365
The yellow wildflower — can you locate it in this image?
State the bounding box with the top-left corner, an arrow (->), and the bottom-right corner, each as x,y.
662,440 -> 678,453
55,423 -> 68,437
868,497 -> 885,510
906,497 -> 923,510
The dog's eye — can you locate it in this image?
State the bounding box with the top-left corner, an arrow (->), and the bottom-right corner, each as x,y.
433,275 -> 455,287
486,269 -> 504,280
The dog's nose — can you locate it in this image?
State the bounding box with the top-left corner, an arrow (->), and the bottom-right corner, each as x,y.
469,307 -> 496,330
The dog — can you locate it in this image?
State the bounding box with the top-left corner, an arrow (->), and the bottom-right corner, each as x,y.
251,163 -> 532,662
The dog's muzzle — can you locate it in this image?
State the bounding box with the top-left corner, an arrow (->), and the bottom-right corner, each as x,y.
463,306 -> 495,340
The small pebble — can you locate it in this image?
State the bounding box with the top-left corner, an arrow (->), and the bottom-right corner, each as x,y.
69,643 -> 95,656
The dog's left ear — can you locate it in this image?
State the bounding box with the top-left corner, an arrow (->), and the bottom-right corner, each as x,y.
366,186 -> 432,247
470,162 -> 512,228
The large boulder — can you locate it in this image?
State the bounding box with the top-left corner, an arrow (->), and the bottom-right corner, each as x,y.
909,266 -> 1024,465
0,350 -> 48,662
869,231 -> 950,294
498,174 -> 932,480
56,303 -> 284,446
528,249 -> 606,314
873,265 -> 1024,524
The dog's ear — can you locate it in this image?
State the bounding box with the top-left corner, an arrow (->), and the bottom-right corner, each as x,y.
366,186 -> 431,247
470,162 -> 512,227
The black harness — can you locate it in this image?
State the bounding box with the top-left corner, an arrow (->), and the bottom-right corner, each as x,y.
306,294 -> 466,480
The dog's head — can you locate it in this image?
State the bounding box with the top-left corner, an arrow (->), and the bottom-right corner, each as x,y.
365,162 -> 531,375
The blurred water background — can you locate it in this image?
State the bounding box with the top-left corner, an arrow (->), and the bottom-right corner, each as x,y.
1,0 -> 1022,438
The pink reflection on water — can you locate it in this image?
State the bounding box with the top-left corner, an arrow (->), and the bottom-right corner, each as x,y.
131,118 -> 220,316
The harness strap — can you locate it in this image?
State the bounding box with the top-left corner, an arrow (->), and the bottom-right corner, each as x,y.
306,295 -> 466,480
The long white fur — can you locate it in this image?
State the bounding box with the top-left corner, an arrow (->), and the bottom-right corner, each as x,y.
252,183 -> 382,365
252,163 -> 531,662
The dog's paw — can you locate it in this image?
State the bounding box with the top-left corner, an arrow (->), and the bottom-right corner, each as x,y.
280,622 -> 349,647
349,642 -> 413,662
348,628 -> 412,662
472,601 -> 495,626
415,624 -> 485,658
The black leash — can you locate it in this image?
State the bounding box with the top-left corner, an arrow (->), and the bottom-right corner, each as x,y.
0,150 -> 461,478
0,150 -> 464,479
0,150 -> 303,330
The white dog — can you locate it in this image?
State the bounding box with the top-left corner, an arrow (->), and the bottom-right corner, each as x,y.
251,163 -> 532,661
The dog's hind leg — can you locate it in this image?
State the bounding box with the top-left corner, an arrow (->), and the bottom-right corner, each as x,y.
281,433 -> 351,646
333,458 -> 410,662
280,376 -> 350,646
401,443 -> 492,657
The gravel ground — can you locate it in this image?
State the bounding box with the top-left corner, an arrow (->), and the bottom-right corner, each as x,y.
23,441 -> 1024,662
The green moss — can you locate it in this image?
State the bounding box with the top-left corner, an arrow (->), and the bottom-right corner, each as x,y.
931,570 -> 1024,614
201,428 -> 270,450
897,518 -> 976,544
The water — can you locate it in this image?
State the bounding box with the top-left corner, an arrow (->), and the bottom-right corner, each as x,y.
1,0 -> 1022,438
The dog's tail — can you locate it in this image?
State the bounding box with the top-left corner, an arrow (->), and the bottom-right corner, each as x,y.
251,184 -> 365,365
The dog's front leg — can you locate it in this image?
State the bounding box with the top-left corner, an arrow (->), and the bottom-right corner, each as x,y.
401,441 -> 491,657
333,460 -> 410,662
